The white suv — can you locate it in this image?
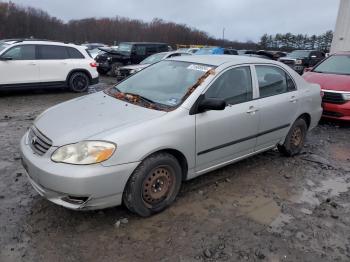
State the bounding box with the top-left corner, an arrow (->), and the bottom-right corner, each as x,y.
0,39 -> 99,92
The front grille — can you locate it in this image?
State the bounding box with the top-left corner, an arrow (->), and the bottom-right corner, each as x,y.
322,91 -> 346,104
28,126 -> 52,156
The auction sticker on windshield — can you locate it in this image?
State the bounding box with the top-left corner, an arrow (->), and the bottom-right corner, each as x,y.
187,64 -> 212,72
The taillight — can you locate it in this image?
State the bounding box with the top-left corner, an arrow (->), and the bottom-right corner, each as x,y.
90,62 -> 97,68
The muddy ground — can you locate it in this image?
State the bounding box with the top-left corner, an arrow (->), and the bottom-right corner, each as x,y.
0,77 -> 350,262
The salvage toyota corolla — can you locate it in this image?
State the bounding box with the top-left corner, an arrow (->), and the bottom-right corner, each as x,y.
20,55 -> 322,217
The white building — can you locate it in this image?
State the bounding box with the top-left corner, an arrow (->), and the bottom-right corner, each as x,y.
331,0 -> 350,53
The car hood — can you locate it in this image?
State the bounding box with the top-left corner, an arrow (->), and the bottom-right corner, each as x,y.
303,72 -> 350,92
120,64 -> 149,70
34,92 -> 166,146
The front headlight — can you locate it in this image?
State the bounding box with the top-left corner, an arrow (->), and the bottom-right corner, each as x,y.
295,59 -> 303,65
51,141 -> 116,165
342,93 -> 350,101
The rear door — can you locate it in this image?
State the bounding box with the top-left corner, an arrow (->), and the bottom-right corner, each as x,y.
0,44 -> 39,85
253,65 -> 299,151
195,66 -> 259,172
37,45 -> 73,83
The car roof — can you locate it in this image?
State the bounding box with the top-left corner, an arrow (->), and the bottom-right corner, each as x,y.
168,54 -> 275,66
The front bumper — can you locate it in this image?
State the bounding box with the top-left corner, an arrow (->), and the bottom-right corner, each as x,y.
20,133 -> 140,210
322,101 -> 350,121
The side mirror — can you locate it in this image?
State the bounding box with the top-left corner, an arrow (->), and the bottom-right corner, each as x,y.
198,96 -> 226,113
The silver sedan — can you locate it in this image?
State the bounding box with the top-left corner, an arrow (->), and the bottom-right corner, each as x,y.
20,55 -> 322,217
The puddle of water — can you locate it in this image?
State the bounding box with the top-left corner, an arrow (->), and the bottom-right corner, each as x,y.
0,122 -> 9,127
236,195 -> 281,225
269,213 -> 294,233
292,176 -> 350,206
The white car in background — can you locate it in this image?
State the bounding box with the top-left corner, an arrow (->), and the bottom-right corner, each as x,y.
115,51 -> 191,81
0,39 -> 99,92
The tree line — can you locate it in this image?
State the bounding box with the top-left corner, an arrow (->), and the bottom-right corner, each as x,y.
0,1 -> 333,52
259,31 -> 333,52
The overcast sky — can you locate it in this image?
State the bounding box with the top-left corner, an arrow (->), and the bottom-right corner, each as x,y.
9,0 -> 340,42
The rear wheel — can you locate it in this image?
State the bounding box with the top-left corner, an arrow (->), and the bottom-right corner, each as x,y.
278,118 -> 307,156
123,152 -> 182,217
69,72 -> 90,93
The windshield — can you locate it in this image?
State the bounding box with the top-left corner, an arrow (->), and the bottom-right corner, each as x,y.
287,50 -> 310,58
140,53 -> 166,65
118,43 -> 132,53
313,55 -> 350,75
107,60 -> 214,109
0,42 -> 9,52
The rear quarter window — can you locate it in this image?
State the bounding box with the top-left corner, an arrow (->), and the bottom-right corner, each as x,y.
67,47 -> 85,59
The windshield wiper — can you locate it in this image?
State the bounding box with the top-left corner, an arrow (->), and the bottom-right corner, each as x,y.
123,92 -> 157,105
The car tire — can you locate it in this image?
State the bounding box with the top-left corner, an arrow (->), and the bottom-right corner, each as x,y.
110,62 -> 123,77
123,152 -> 182,217
69,72 -> 90,93
278,118 -> 307,157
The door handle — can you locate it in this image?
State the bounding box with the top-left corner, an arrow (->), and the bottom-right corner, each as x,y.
246,106 -> 259,114
289,96 -> 298,103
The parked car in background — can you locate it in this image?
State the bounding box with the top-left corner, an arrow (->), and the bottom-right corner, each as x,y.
95,42 -> 169,76
196,47 -> 238,55
279,50 -> 325,74
82,43 -> 106,50
0,39 -> 98,92
115,51 -> 191,81
20,55 -> 322,217
177,47 -> 200,54
303,52 -> 350,121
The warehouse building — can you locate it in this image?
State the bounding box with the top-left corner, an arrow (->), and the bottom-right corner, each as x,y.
331,0 -> 350,53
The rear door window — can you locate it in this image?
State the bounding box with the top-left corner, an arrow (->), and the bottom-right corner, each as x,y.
205,66 -> 253,105
38,45 -> 69,60
2,45 -> 36,60
255,65 -> 295,98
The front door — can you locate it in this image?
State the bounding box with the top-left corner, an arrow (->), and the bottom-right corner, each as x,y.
195,66 -> 259,173
0,45 -> 39,85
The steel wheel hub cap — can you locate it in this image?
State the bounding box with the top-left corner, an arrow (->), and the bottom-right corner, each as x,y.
291,127 -> 302,146
142,167 -> 174,205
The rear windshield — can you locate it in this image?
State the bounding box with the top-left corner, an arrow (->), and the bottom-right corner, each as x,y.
313,55 -> 350,75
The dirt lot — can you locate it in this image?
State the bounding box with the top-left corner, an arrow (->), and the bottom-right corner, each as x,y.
1,77 -> 350,262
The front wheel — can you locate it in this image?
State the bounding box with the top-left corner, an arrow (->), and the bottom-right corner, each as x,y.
123,153 -> 182,217
278,118 -> 307,156
68,72 -> 90,93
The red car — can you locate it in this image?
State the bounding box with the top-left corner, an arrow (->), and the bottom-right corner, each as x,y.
303,52 -> 350,121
